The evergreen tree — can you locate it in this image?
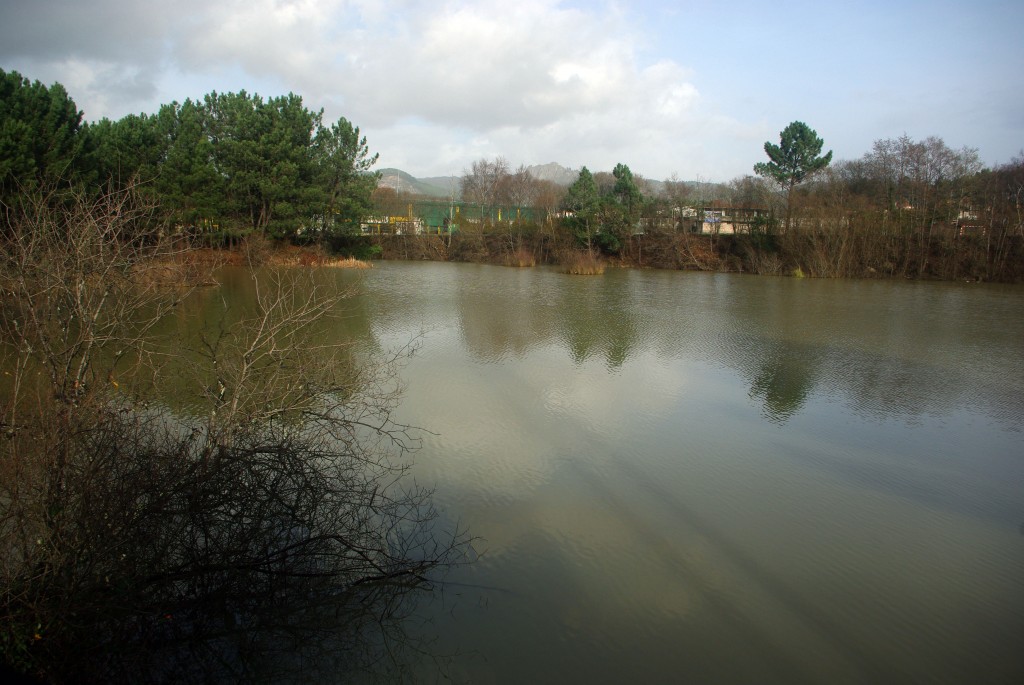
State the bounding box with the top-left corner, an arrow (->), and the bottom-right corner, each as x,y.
605,162 -> 644,249
0,69 -> 86,204
313,117 -> 380,239
86,112 -> 164,189
563,166 -> 599,251
612,162 -> 642,219
754,121 -> 832,230
204,90 -> 320,237
155,99 -> 225,225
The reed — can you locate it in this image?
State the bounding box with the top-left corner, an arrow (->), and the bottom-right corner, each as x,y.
320,255 -> 373,269
562,251 -> 605,275
505,247 -> 537,267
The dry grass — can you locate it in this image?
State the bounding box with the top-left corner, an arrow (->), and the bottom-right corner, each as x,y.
189,238 -> 374,269
318,255 -> 373,269
255,243 -> 371,269
505,248 -> 537,268
561,251 -> 605,275
136,247 -> 225,287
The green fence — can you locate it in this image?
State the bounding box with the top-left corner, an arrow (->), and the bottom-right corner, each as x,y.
401,201 -> 549,232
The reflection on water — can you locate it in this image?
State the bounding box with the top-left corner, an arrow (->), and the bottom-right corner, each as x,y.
233,262 -> 1022,684
747,343 -> 817,423
362,264 -> 1023,429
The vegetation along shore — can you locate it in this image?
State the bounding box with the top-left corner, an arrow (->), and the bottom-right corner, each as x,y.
2,68 -> 1022,282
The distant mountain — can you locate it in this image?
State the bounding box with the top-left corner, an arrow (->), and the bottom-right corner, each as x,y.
378,165 -> 581,198
377,164 -> 690,198
376,168 -> 454,198
525,162 -> 579,185
417,176 -> 461,197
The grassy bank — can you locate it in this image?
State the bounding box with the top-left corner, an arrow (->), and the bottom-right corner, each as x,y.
363,229 -> 1024,282
175,239 -> 374,273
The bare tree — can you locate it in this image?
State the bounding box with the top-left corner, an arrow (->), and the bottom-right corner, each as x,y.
498,165 -> 537,208
533,179 -> 565,233
0,184 -> 469,683
663,174 -> 691,231
460,157 -> 510,224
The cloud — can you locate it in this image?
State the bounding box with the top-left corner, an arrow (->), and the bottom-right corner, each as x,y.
169,1 -> 699,132
0,0 -> 173,63
4,0 -> 1023,179
0,0 -> 204,119
0,0 -> 752,178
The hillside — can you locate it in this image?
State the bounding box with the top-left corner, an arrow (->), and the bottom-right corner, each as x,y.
376,169 -> 454,198
377,163 -> 703,198
377,163 -> 579,199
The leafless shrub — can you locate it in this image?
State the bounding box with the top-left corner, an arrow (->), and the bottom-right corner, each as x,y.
504,247 -> 536,267
561,250 -> 605,275
742,244 -> 783,275
0,185 -> 469,683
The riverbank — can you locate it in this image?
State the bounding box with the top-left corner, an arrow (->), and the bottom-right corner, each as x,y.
361,230 -> 1024,282
194,241 -> 373,269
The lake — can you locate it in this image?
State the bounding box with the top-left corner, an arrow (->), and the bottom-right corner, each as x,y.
240,261 -> 1024,683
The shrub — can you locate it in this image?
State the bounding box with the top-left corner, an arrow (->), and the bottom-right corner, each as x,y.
505,247 -> 536,267
0,185 -> 466,683
561,250 -> 605,275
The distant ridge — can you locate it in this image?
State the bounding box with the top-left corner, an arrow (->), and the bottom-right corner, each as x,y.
377,163 -> 693,198
376,168 -> 454,198
525,162 -> 579,185
377,163 -> 583,198
417,176 -> 461,197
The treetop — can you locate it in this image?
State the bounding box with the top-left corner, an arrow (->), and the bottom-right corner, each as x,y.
754,120 -> 832,188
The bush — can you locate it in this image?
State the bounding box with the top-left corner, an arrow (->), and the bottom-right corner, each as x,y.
561,250 -> 605,275
0,185 -> 467,683
504,247 -> 536,267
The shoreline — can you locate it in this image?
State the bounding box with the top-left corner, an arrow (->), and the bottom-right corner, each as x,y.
356,232 -> 1022,283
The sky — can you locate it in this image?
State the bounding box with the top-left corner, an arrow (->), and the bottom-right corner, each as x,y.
1,0 -> 1021,182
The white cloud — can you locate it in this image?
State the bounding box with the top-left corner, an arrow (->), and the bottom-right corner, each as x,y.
32,1 -> 1024,179
2,0 -> 726,178
306,1 -> 716,177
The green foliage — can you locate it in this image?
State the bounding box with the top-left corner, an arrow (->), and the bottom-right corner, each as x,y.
749,213 -> 780,238
754,121 -> 832,230
562,166 -> 600,249
560,163 -> 645,254
0,71 -> 381,242
327,235 -> 382,260
563,167 -> 599,215
754,121 -> 833,190
202,90 -> 322,237
154,99 -> 225,224
605,162 -> 643,248
314,117 -> 381,238
85,113 -> 163,186
592,218 -> 622,253
0,69 -> 86,203
612,162 -> 643,219
76,83 -> 380,240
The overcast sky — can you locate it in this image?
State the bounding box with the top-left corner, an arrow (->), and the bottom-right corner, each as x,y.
2,0 -> 1021,181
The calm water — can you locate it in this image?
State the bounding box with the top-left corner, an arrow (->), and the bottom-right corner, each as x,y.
246,262 -> 1024,683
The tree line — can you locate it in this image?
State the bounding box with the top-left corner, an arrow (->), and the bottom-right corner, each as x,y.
2,69 -> 1021,280
1,69 -> 379,244
382,121 -> 1019,280
738,124 -> 1023,280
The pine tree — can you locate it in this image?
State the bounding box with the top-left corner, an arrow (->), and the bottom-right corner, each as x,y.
754,121 -> 832,230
